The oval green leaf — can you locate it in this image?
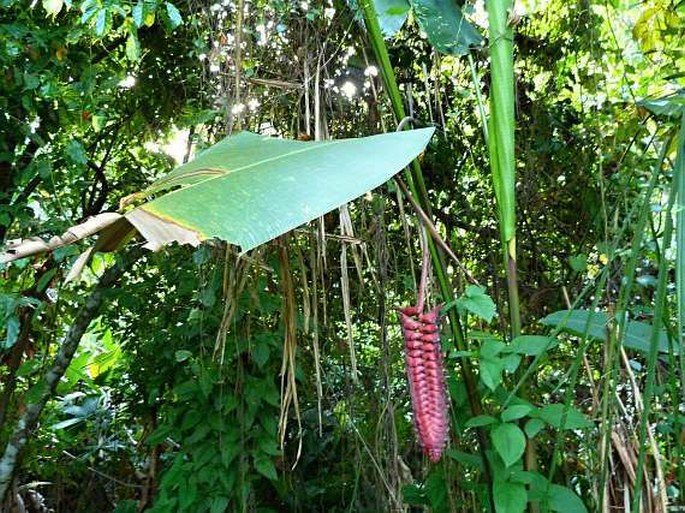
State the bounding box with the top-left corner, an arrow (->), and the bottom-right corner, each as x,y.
491,423 -> 526,468
540,309 -> 677,355
510,335 -> 557,356
409,0 -> 483,55
493,479 -> 527,513
501,404 -> 532,423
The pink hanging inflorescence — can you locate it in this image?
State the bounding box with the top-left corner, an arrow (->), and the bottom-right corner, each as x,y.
399,304 -> 449,462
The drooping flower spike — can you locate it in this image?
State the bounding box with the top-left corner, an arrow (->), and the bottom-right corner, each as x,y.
399,304 -> 449,462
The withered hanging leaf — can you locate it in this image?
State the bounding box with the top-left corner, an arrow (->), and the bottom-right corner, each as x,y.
1,213 -> 123,264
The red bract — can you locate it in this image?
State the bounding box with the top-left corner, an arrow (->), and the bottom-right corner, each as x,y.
399,305 -> 449,462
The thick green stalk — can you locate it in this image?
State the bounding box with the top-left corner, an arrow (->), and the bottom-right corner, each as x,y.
674,113 -> 685,491
359,0 -> 493,497
631,143 -> 678,512
486,0 -> 516,244
485,3 -> 533,507
596,137 -> 671,507
485,0 -> 521,339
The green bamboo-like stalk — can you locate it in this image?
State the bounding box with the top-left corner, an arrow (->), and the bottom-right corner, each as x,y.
486,0 -> 516,242
630,137 -> 678,512
485,0 -> 521,339
674,113 -> 685,491
593,136 -> 671,507
359,0 -> 493,496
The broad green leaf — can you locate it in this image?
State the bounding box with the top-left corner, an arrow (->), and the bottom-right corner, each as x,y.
65,139 -> 87,164
373,0 -> 410,37
254,456 -> 278,480
457,285 -> 497,322
445,448 -> 483,469
466,415 -> 498,428
524,418 -> 545,438
95,8 -> 107,36
501,404 -> 531,422
481,338 -> 505,359
491,423 -> 525,467
501,353 -> 521,373
409,0 -> 483,55
132,0 -> 144,26
165,2 -> 182,29
210,497 -> 230,513
125,129 -> 434,252
547,484 -> 588,513
126,32 -> 141,61
402,484 -> 428,505
510,335 -> 557,356
568,254 -> 587,272
251,343 -> 270,368
638,91 -> 685,118
175,350 -> 192,362
480,357 -> 503,391
540,309 -> 678,355
80,0 -> 98,23
144,12 -> 155,26
3,316 -> 20,349
493,479 -> 527,513
533,404 -> 592,430
425,469 -> 448,510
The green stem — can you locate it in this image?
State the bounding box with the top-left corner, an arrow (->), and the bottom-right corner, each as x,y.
674,113 -> 685,492
631,146 -> 677,513
359,0 -> 493,500
467,53 -> 489,145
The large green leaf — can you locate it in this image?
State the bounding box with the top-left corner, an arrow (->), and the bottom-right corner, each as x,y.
1,129 -> 434,264
372,0 -> 411,37
493,479 -> 527,513
126,129 -> 433,252
410,0 -> 483,55
546,484 -> 588,513
638,92 -> 685,118
540,309 -> 678,355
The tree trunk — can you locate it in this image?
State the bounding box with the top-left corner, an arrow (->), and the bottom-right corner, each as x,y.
0,245 -> 145,505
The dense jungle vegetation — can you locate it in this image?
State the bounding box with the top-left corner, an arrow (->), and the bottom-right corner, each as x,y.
1,0 -> 684,511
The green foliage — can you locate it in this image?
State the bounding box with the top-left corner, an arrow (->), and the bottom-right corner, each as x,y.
491,423 -> 526,468
0,294 -> 40,349
447,284 -> 497,323
127,128 -> 434,252
540,309 -> 677,354
409,0 -> 482,55
493,478 -> 527,513
1,0 -> 684,511
371,0 -> 410,37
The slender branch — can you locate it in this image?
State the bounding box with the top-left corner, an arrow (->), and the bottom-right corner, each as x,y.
61,451 -> 143,489
394,177 -> 479,286
0,245 -> 146,505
